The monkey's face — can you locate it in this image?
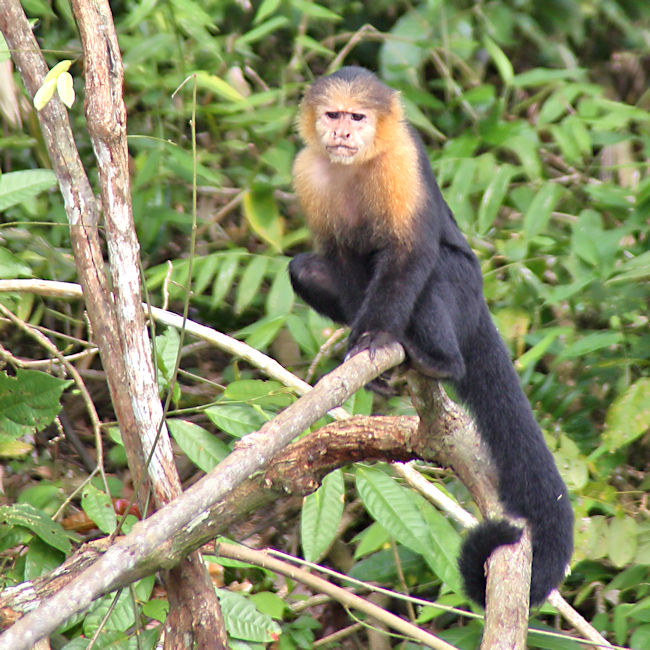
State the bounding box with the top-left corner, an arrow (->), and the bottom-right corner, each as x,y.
314,108 -> 378,165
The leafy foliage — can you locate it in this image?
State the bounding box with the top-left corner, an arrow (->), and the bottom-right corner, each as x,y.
0,0 -> 648,647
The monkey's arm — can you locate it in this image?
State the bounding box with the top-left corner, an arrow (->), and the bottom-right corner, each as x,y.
347,241 -> 435,353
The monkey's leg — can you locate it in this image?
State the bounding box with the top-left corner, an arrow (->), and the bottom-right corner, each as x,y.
403,295 -> 466,381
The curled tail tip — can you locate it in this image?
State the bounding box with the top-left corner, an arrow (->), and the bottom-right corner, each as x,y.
458,520 -> 523,607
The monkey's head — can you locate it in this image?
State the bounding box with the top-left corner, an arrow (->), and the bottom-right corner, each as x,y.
298,67 -> 404,165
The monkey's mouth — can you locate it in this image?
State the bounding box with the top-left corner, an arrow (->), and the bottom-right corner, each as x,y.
326,145 -> 358,157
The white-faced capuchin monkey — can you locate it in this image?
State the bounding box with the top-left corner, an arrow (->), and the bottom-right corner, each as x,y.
289,66 -> 573,607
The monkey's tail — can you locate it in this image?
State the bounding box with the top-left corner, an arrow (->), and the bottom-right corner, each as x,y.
453,312 -> 573,607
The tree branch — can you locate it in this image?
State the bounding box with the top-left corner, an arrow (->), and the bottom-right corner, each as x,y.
0,279 -> 610,649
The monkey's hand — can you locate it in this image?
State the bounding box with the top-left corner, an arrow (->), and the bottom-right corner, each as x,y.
345,330 -> 398,363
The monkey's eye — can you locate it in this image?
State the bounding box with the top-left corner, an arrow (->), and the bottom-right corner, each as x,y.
351,113 -> 366,121
325,111 -> 341,120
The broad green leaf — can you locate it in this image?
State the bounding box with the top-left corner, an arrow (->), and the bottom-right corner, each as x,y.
235,256 -> 268,314
211,252 -> 241,307
84,590 -> 134,634
253,0 -> 281,24
81,484 -> 117,534
511,67 -> 586,87
0,247 -> 32,278
25,536 -> 64,579
155,327 -> 181,381
290,0 -> 341,21
243,314 -> 286,350
234,16 -> 289,47
0,369 -> 71,438
355,466 -> 427,554
503,134 -> 542,180
446,158 -> 477,230
523,182 -> 560,239
167,419 -> 230,472
221,379 -> 293,409
0,169 -> 57,210
608,517 -> 637,568
242,188 -> 283,252
420,499 -> 463,593
557,331 -> 622,361
354,521 -> 390,559
607,250 -> 650,284
205,404 -> 269,438
194,70 -> 247,102
286,313 -> 319,357
0,503 -> 73,553
295,35 -> 335,57
477,164 -> 516,233
193,253 -> 221,296
217,588 -> 281,642
250,591 -> 287,619
602,378 -> 650,451
550,123 -> 581,164
265,262 -> 293,317
301,469 -> 345,562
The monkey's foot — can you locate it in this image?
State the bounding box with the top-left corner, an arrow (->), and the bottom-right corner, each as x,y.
345,330 -> 398,362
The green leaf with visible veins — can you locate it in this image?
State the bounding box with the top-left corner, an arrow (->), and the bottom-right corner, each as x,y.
0,369 -> 72,439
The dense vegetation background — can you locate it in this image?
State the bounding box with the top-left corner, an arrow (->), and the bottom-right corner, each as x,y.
0,0 -> 648,648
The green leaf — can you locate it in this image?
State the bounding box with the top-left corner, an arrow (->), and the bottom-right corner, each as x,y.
167,419 -> 230,472
422,503 -> 463,594
242,188 -> 283,253
602,378 -> 650,452
0,169 -> 57,210
253,0 -> 281,24
608,517 -> 638,568
235,255 -> 268,314
511,67 -> 586,87
355,466 -> 427,554
217,588 -> 281,642
211,252 -> 242,308
194,71 -> 248,102
243,315 -> 286,350
0,247 -> 32,278
234,16 -> 290,47
523,182 -> 560,239
205,404 -> 268,439
557,331 -> 623,361
477,165 -> 516,233
301,469 -> 345,562
483,36 -> 513,85
265,262 -> 294,318
289,0 -> 341,21
221,379 -> 293,409
81,484 -> 117,534
0,503 -> 72,554
25,536 -> 64,580
0,369 -> 71,438
446,158 -> 477,230
155,327 -> 181,382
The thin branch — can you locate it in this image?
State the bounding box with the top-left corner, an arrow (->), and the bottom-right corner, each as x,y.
215,542 -> 456,650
